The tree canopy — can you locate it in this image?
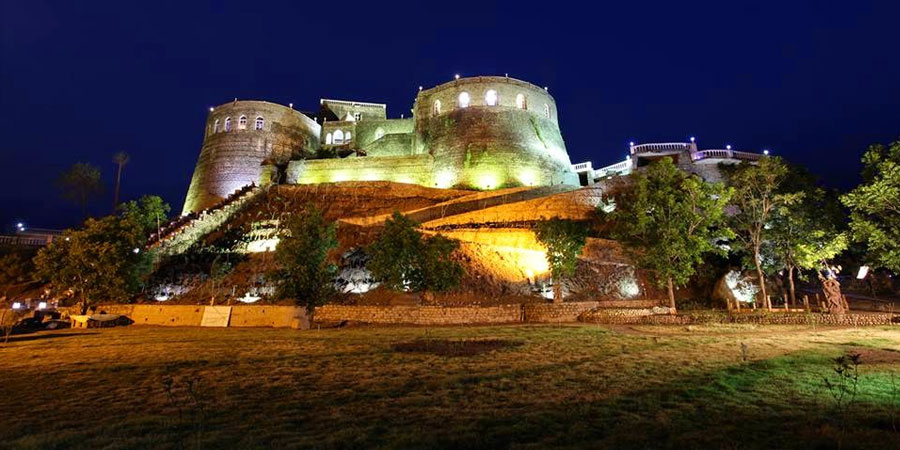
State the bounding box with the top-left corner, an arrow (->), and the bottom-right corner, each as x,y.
723,157 -> 800,309
368,212 -> 463,294
607,157 -> 732,311
271,205 -> 338,313
768,165 -> 847,304
57,162 -> 104,219
842,139 -> 900,272
533,217 -> 589,303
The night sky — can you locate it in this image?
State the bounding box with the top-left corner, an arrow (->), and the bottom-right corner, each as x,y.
2,1 -> 899,230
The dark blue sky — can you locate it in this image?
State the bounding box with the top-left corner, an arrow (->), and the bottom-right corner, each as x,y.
2,1 -> 899,229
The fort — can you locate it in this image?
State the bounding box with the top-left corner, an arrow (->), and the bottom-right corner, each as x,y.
183,76 -> 580,214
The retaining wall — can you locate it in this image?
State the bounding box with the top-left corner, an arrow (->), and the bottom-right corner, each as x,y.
580,309 -> 898,326
55,304 -> 307,328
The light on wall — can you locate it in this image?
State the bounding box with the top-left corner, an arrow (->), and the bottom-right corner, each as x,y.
454,74 -> 460,80
763,149 -> 770,155
726,145 -> 732,150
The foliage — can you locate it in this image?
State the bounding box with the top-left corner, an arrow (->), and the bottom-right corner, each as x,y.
33,214 -> 153,313
368,212 -> 463,293
768,164 -> 848,303
118,195 -> 171,237
57,162 -> 104,219
723,157 -> 800,309
606,158 -> 732,310
0,253 -> 32,296
533,217 -> 589,302
842,139 -> 900,272
271,205 -> 338,312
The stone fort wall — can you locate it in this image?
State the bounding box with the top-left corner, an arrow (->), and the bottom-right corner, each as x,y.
183,100 -> 321,214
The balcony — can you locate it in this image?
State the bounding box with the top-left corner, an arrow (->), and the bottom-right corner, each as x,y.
630,142 -> 692,155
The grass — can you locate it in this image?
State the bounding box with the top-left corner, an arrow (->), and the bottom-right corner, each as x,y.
1,324 -> 899,449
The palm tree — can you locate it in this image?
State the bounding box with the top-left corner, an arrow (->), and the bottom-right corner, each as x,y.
57,162 -> 104,219
112,151 -> 130,209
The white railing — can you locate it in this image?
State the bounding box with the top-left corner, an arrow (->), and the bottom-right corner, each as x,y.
571,161 -> 593,172
0,235 -> 52,246
594,159 -> 632,178
691,149 -> 763,162
631,142 -> 692,154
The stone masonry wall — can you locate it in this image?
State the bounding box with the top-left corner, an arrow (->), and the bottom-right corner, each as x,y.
287,154 -> 435,186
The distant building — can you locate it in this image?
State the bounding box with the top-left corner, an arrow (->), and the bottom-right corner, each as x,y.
0,226 -> 62,247
572,141 -> 764,185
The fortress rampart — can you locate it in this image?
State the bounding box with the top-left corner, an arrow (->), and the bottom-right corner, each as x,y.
183,77 -> 578,214
183,100 -> 320,214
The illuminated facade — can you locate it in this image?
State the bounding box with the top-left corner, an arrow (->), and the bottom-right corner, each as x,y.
183,76 -> 579,214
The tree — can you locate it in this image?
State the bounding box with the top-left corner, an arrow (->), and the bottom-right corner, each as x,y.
723,157 -> 799,310
33,215 -> 150,314
0,253 -> 32,299
606,158 -> 732,312
112,152 -> 130,210
57,162 -> 104,219
270,206 -> 338,315
368,212 -> 463,294
118,195 -> 170,237
534,218 -> 589,303
769,166 -> 848,306
842,139 -> 900,272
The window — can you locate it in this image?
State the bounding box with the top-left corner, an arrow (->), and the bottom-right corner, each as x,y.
213,119 -> 220,133
346,131 -> 352,142
485,90 -> 498,106
224,117 -> 232,132
544,104 -> 551,118
255,116 -> 264,130
516,93 -> 526,109
458,92 -> 470,108
433,99 -> 442,115
334,130 -> 345,144
354,112 -> 362,121
325,133 -> 333,145
238,115 -> 247,129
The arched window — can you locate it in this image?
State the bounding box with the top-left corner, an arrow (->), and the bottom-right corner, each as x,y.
485,89 -> 498,106
544,104 -> 551,118
255,116 -> 264,130
238,115 -> 247,129
458,92 -> 470,108
516,93 -> 526,109
334,130 -> 345,144
224,117 -> 232,132
325,133 -> 333,145
433,100 -> 442,115
374,128 -> 385,140
345,131 -> 352,142
213,119 -> 220,133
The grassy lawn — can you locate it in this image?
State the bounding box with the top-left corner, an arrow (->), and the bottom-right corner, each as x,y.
1,324 -> 899,449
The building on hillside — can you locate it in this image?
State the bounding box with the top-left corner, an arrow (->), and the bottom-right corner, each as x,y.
182,76 -> 580,214
571,140 -> 765,185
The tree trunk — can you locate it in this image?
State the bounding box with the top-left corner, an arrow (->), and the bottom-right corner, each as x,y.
113,163 -> 123,210
787,266 -> 797,307
666,277 -> 677,314
754,249 -> 769,310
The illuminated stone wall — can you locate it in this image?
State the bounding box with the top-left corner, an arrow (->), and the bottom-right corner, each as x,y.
414,76 -> 578,189
183,101 -> 321,214
286,154 -> 434,186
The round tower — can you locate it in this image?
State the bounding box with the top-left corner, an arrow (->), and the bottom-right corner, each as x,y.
414,76 -> 578,189
182,101 -> 321,214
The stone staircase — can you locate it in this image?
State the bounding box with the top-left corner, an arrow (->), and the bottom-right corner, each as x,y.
148,185 -> 264,258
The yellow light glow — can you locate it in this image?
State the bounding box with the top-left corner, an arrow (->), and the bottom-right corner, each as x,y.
247,238 -> 280,253
331,171 -> 351,182
435,169 -> 456,188
517,168 -> 539,186
360,170 -> 381,181
477,172 -> 498,190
